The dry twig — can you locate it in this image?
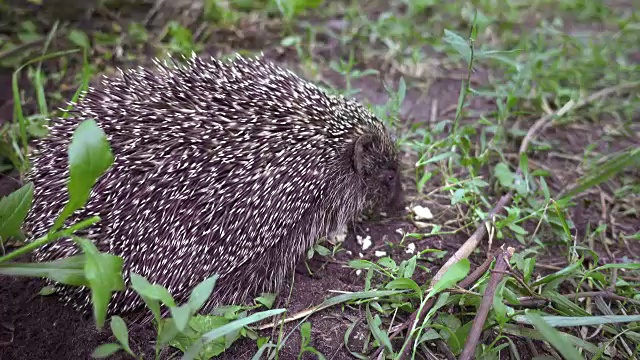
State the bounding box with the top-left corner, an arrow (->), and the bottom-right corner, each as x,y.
458,247 -> 515,360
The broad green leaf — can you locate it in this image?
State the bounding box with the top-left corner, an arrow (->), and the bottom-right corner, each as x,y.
158,318 -> 182,346
532,261 -> 581,287
493,279 -> 509,326
91,343 -> 122,358
53,119 -> 114,231
68,29 -> 90,49
318,290 -> 405,308
187,275 -> 219,314
494,162 -> 515,188
75,237 -> 125,328
255,292 -> 276,309
366,307 -> 393,354
0,182 -> 34,240
448,320 -> 472,354
110,316 -> 132,355
443,29 -> 471,64
171,304 -> 192,332
385,278 -> 423,300
427,259 -> 470,300
130,272 -> 176,307
182,309 -> 286,360
169,314 -> 241,359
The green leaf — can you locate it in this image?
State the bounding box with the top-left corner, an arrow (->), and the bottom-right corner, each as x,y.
130,272 -> 176,307
0,182 -> 34,240
314,244 -> 331,256
255,292 -> 276,309
403,256 -> 417,279
443,29 -> 471,64
39,285 -> 56,296
75,237 -> 125,329
385,278 -> 422,300
91,343 -> 122,358
494,162 -> 515,188
300,321 -> 312,344
493,279 -> 509,326
525,312 -> 583,360
502,323 -> 599,355
366,308 -> 393,354
540,177 -> 550,202
427,259 -> 470,300
448,320 -> 472,354
169,314 -> 243,359
182,309 -> 287,360
532,261 -> 581,287
516,314 -> 640,327
0,255 -> 88,286
507,223 -> 528,235
110,316 -> 133,355
171,304 -> 192,333
588,262 -> 640,273
68,29 -> 90,49
423,151 -> 458,164
560,147 -> 640,201
187,275 -> 219,314
53,119 -> 114,232
158,318 -> 182,346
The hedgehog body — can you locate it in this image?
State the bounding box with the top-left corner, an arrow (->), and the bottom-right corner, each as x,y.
23,54 -> 402,316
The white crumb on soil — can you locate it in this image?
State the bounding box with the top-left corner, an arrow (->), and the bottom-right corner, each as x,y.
356,234 -> 372,250
405,242 -> 416,254
411,205 -> 433,220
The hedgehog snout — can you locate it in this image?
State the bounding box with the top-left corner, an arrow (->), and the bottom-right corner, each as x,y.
378,165 -> 404,214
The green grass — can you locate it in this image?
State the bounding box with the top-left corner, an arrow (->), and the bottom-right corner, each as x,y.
0,0 -> 639,359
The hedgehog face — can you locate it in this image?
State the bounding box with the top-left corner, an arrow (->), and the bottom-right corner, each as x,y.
352,132 -> 404,212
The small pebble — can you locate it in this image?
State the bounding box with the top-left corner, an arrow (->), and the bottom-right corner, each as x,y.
356,269 -> 362,276
374,250 -> 387,257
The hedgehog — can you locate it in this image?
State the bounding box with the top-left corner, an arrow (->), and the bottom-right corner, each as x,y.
22,53 -> 403,318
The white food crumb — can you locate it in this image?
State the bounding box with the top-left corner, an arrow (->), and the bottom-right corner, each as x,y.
374,250 -> 387,257
356,234 -> 372,250
412,205 -> 433,220
356,269 -> 362,276
405,242 -> 416,254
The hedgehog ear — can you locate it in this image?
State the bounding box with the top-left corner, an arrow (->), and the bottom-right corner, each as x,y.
353,133 -> 373,175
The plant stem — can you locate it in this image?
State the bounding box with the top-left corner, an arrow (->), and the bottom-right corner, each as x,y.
0,216 -> 100,264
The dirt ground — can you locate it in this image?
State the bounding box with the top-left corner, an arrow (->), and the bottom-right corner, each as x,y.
1,1 -> 639,360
